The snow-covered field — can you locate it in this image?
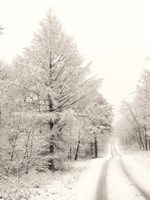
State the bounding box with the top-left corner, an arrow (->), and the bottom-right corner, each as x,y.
0,158 -> 106,200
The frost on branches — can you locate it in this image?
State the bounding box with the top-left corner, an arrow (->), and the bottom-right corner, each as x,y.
117,69 -> 150,150
0,10 -> 113,176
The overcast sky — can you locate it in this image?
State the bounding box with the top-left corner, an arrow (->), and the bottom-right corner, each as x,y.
0,0 -> 150,121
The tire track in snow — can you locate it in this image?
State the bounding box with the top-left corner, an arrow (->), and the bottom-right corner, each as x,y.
120,159 -> 150,200
95,158 -> 111,200
96,141 -> 150,200
95,142 -> 116,200
113,142 -> 150,200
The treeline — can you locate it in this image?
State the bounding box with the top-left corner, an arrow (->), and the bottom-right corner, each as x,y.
117,69 -> 150,150
0,10 -> 113,176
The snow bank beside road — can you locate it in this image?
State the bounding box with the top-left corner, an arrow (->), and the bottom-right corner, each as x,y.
0,158 -> 106,200
122,151 -> 150,195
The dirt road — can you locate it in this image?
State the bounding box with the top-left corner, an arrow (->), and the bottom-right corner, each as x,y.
96,142 -> 150,200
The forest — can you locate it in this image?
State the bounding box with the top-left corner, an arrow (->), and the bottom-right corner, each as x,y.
2,2 -> 150,200
117,69 -> 150,151
0,10 -> 113,176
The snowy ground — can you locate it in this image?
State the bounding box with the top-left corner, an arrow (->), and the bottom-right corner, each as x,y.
0,157 -> 107,200
121,150 -> 150,196
2,143 -> 150,200
107,156 -> 145,200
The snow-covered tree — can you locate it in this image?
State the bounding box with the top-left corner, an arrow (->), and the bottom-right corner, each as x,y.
0,9 -> 113,174
72,92 -> 113,159
119,70 -> 150,150
0,25 -> 4,34
10,9 -> 105,169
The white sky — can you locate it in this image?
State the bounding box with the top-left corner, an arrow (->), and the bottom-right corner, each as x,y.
0,0 -> 150,121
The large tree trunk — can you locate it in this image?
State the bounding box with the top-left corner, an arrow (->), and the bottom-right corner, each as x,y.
68,147 -> 72,161
74,140 -> 80,161
148,139 -> 150,150
143,127 -> 149,151
47,93 -> 55,171
90,141 -> 93,157
48,120 -> 55,171
145,137 -> 148,150
94,136 -> 98,158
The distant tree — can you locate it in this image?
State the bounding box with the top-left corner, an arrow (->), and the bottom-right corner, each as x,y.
85,94 -> 113,158
0,25 -> 4,34
119,70 -> 150,150
121,101 -> 145,149
73,92 -> 113,159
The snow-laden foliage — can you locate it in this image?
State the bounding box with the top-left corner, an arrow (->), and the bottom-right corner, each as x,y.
118,69 -> 150,150
0,9 -> 113,175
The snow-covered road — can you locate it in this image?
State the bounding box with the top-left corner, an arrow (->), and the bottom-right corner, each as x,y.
76,142 -> 150,200
22,142 -> 150,200
107,154 -> 146,200
107,157 -> 144,200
